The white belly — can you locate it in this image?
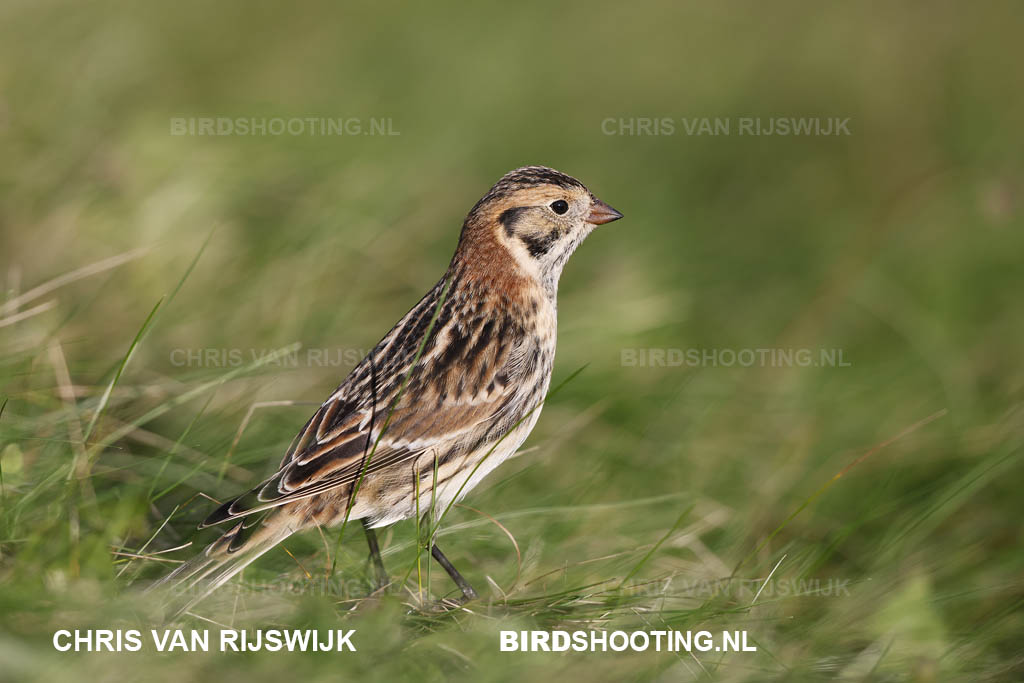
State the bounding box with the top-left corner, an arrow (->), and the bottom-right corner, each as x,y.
364,408 -> 542,528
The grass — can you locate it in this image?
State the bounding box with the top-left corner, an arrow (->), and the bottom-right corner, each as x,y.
2,1 -> 1024,681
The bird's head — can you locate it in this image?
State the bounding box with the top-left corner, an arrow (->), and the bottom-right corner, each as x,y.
456,166 -> 622,292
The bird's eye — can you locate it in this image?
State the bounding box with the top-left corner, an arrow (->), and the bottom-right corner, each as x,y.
550,200 -> 569,215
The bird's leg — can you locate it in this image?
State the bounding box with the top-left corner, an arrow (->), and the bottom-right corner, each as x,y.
361,520 -> 389,590
431,543 -> 478,603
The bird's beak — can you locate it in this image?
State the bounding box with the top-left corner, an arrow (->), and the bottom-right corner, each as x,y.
586,198 -> 624,225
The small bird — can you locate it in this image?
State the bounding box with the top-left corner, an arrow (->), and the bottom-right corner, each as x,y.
157,166 -> 622,610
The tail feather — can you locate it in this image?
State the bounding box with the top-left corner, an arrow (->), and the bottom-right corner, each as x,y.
150,511 -> 299,618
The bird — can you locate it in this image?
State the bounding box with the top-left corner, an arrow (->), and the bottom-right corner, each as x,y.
154,165 -> 623,612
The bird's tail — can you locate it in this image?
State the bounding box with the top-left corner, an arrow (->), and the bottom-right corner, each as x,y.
149,509 -> 300,618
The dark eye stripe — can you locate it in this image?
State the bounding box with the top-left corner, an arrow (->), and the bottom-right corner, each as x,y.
499,207 -> 530,237
498,205 -> 561,258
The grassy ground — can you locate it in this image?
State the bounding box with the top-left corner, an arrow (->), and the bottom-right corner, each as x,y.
2,1 -> 1023,680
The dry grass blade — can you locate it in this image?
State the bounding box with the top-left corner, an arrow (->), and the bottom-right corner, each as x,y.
218,400 -> 314,485
0,299 -> 56,329
2,248 -> 148,315
733,408 -> 950,576
454,502 -> 522,594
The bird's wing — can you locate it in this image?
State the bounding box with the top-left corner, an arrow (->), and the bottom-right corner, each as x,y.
202,277 -> 537,527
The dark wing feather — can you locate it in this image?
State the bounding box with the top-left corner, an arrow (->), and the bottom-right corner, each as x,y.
202,274 -> 535,528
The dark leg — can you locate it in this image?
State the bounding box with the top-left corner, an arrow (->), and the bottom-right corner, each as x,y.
431,543 -> 478,602
362,520 -> 389,589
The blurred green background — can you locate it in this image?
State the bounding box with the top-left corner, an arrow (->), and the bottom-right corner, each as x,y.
2,1 -> 1023,681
